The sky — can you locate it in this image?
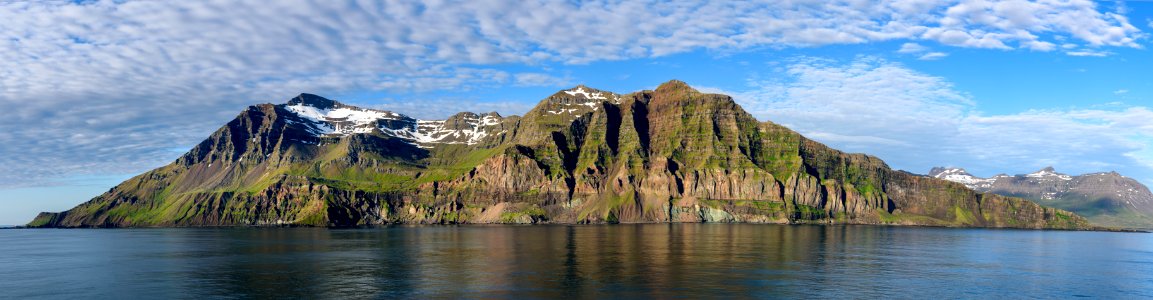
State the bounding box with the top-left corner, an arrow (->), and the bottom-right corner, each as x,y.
2,0 -> 1152,225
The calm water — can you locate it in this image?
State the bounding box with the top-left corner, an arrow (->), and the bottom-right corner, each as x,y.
2,224 -> 1151,299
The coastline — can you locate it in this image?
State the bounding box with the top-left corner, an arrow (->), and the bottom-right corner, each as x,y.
21,221 -> 1148,233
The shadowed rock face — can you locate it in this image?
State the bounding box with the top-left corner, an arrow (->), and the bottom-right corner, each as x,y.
930,166 -> 1153,229
286,93 -> 338,109
29,81 -> 1095,230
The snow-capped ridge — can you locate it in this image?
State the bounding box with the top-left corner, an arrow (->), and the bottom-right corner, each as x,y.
1026,166 -> 1072,180
928,167 -> 972,177
928,166 -> 1153,224
282,94 -> 503,146
928,167 -> 993,188
555,85 -> 621,104
563,86 -> 608,100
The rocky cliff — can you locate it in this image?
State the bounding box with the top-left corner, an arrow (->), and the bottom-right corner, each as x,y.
29,81 -> 1094,230
930,167 -> 1153,228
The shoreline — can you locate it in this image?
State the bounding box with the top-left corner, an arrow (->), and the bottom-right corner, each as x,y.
20,222 -> 1149,233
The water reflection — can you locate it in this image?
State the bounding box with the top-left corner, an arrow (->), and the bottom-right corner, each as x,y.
3,224 -> 1152,298
167,225 -> 850,298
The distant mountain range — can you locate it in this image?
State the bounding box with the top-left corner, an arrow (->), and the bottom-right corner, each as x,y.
27,81 -> 1094,230
930,167 -> 1153,228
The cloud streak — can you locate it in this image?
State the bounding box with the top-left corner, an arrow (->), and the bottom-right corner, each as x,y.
918,52 -> 949,60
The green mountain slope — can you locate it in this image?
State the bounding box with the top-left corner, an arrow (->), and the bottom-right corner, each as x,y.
29,81 -> 1095,229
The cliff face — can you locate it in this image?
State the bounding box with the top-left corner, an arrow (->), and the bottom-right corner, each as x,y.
29,81 -> 1094,229
931,167 -> 1153,229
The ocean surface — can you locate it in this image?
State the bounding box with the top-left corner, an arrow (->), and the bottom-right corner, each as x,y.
2,224 -> 1151,299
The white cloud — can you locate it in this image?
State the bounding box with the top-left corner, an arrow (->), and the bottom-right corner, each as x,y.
1067,50 -> 1113,57
898,43 -> 929,54
898,42 -> 947,60
731,57 -> 972,162
958,108 -> 1153,175
0,0 -> 1145,187
513,73 -> 571,87
1024,40 -> 1057,51
1115,89 -> 1130,95
921,29 -> 1012,49
729,57 -> 1153,183
918,52 -> 949,60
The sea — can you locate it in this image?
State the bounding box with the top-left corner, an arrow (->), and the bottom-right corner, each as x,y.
2,224 -> 1151,299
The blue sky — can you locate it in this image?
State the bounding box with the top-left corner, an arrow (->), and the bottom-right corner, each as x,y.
2,0 -> 1153,225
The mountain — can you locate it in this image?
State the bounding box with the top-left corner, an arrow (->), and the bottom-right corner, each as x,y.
28,81 -> 1094,230
929,166 -> 1153,228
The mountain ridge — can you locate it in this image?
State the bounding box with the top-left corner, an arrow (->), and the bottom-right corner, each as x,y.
930,166 -> 1153,228
29,81 -> 1097,230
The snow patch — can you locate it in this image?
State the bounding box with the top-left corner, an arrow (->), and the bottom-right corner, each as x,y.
384,117 -> 496,146
548,108 -> 580,115
563,87 -> 607,100
480,115 -> 501,126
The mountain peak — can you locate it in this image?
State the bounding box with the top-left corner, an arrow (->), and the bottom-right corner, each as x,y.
1026,166 -> 1070,180
537,86 -> 620,115
927,167 -> 992,187
655,79 -> 696,93
929,166 -> 971,177
287,93 -> 339,109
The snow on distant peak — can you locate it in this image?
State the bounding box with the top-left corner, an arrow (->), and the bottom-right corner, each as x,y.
1026,167 -> 1072,180
930,167 -> 971,177
937,172 -> 984,185
929,167 -> 993,189
284,102 -> 501,146
285,104 -> 402,135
